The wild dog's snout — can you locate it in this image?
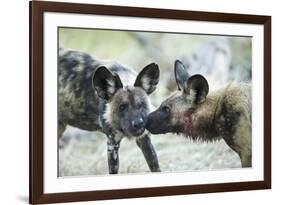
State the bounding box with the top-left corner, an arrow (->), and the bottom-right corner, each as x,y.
146,111 -> 160,134
146,113 -> 154,132
146,108 -> 169,134
132,117 -> 145,130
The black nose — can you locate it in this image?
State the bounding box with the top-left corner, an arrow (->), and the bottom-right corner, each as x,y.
132,118 -> 145,129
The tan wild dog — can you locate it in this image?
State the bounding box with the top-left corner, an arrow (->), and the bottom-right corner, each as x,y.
146,60 -> 251,167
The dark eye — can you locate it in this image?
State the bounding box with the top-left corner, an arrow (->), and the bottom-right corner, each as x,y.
162,105 -> 170,114
119,103 -> 128,112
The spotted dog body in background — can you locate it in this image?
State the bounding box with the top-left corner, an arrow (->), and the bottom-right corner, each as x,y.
146,60 -> 252,167
58,48 -> 160,174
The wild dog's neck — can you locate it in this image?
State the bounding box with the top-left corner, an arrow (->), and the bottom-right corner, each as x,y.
180,93 -> 220,141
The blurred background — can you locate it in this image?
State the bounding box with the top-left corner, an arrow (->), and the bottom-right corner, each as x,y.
58,27 -> 251,177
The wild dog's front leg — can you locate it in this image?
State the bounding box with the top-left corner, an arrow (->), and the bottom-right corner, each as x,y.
136,134 -> 161,172
107,136 -> 121,174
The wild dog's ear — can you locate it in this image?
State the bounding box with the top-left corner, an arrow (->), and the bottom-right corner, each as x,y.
134,63 -> 159,95
185,74 -> 209,104
175,60 -> 191,91
92,66 -> 123,101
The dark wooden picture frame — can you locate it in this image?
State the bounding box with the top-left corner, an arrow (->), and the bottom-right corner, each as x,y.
30,1 -> 271,204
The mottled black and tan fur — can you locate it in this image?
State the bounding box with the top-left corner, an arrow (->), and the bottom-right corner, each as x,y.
58,48 -> 160,174
146,60 -> 252,167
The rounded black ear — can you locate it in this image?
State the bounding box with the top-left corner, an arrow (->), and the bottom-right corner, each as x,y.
134,63 -> 159,95
92,66 -> 123,100
186,74 -> 209,104
174,60 -> 190,91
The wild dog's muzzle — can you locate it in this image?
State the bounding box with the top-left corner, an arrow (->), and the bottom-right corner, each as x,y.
129,116 -> 146,136
132,117 -> 145,130
146,109 -> 170,134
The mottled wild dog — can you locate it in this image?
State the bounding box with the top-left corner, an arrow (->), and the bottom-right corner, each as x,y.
59,48 -> 161,174
146,60 -> 252,167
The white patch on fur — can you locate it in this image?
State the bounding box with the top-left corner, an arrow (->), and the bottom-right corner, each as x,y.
186,89 -> 196,102
73,64 -> 83,72
106,79 -> 116,95
107,144 -> 114,151
114,132 -> 124,142
140,75 -> 151,92
76,54 -> 85,63
103,103 -> 112,124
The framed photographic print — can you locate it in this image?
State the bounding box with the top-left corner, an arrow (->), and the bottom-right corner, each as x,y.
29,0 -> 271,204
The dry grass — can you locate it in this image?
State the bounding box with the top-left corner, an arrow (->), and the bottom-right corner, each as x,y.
59,126 -> 241,176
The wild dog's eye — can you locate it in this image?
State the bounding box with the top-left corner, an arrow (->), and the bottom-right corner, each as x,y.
119,103 -> 128,112
162,105 -> 170,114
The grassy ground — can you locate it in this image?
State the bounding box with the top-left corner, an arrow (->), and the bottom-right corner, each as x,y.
59,126 -> 241,176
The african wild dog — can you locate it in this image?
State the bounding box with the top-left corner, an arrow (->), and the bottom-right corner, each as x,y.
58,48 -> 161,174
146,60 -> 252,167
